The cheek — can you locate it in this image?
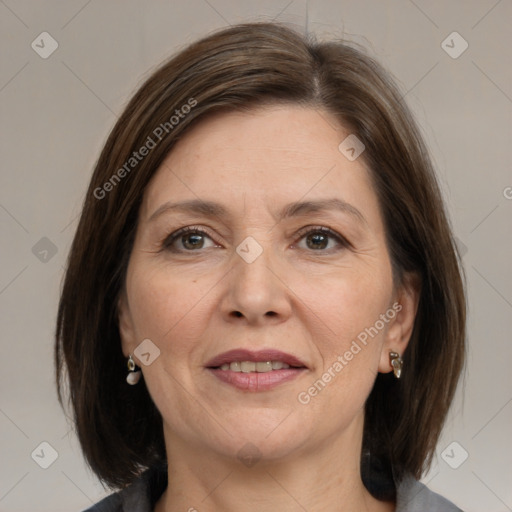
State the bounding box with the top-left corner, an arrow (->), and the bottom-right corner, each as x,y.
126,262 -> 215,356
296,259 -> 393,378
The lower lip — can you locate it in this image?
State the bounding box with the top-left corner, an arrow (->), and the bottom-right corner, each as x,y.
207,368 -> 306,391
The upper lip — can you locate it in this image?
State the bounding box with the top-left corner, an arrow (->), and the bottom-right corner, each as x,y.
205,349 -> 307,368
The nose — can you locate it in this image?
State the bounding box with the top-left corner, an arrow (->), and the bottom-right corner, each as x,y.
220,239 -> 293,325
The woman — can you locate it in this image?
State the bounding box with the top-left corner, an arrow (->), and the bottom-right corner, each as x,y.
55,21 -> 466,511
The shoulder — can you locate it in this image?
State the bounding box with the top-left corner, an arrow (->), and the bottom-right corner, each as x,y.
81,463 -> 167,512
82,492 -> 122,512
396,473 -> 464,511
81,479 -> 149,512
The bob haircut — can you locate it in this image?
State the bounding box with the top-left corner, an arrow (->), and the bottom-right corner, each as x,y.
55,21 -> 466,491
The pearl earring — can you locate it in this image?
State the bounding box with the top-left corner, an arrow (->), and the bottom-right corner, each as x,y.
126,355 -> 141,385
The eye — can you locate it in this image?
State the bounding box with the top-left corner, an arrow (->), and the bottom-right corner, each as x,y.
162,226 -> 219,252
294,226 -> 350,252
161,225 -> 350,254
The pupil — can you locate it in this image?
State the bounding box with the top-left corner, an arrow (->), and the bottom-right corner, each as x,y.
184,234 -> 203,249
308,233 -> 327,250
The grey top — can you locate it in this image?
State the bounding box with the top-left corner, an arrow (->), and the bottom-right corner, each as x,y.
83,463 -> 463,512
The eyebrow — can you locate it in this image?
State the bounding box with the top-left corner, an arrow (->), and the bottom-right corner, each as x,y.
148,198 -> 367,225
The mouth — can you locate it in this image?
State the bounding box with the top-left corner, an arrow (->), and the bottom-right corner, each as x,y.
217,361 -> 295,372
205,349 -> 308,392
205,348 -> 308,370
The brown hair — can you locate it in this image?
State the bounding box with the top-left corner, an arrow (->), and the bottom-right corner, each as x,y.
55,21 -> 466,491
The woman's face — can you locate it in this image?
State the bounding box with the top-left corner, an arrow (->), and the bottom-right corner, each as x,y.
119,105 -> 417,462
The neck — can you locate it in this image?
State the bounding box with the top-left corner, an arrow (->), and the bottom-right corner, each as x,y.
155,414 -> 395,512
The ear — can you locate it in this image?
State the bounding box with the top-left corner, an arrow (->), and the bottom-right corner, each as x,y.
117,290 -> 137,359
378,272 -> 421,374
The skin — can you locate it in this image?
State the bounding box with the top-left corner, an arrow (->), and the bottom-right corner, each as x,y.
118,105 -> 419,512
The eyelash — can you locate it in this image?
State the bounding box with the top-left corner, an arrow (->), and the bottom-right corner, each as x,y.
160,225 -> 350,254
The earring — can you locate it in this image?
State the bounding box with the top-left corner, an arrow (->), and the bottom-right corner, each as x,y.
126,355 -> 141,385
389,351 -> 403,379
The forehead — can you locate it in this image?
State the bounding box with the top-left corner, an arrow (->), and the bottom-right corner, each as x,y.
141,105 -> 376,220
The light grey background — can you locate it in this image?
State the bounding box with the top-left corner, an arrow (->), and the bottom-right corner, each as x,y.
1,1 -> 511,511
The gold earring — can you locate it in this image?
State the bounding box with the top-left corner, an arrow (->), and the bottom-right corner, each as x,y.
389,351 -> 403,379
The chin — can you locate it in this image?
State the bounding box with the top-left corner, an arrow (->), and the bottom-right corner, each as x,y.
210,414 -> 314,461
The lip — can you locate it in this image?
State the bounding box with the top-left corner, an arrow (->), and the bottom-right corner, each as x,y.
205,349 -> 307,369
209,367 -> 306,391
